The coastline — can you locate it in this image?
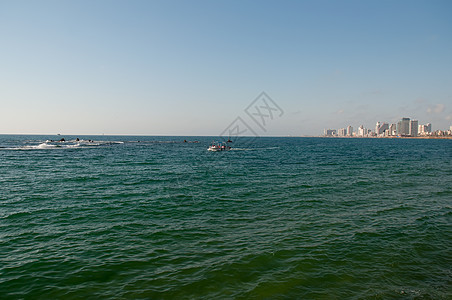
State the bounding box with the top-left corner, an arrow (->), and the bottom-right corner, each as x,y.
320,136 -> 452,139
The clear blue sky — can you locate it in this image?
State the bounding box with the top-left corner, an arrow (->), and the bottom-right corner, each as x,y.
1,0 -> 451,135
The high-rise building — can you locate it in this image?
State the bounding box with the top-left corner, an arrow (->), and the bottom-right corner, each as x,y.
389,123 -> 397,136
419,123 -> 432,135
337,128 -> 347,137
419,124 -> 425,135
376,122 -> 389,135
397,118 -> 410,136
384,129 -> 391,136
410,120 -> 418,137
357,125 -> 365,137
346,125 -> 353,137
324,129 -> 336,136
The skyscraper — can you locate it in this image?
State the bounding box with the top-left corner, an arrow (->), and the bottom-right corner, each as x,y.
397,118 -> 410,136
410,120 -> 418,137
389,123 -> 397,136
357,125 -> 365,137
419,123 -> 432,135
346,125 -> 353,137
376,122 -> 389,135
337,128 -> 347,137
324,129 -> 336,136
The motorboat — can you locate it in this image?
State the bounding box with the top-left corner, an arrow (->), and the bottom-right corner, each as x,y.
208,142 -> 231,151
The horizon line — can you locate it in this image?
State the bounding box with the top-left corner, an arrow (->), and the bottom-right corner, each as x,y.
0,133 -> 317,138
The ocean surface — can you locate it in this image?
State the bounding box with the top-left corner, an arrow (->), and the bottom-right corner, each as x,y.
1,135 -> 451,299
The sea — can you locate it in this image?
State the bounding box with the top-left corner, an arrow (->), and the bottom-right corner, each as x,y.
1,135 -> 451,299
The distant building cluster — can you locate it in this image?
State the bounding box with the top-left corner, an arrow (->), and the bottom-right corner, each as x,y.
324,117 -> 452,138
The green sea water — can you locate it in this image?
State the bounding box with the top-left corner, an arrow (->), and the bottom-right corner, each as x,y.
1,135 -> 451,299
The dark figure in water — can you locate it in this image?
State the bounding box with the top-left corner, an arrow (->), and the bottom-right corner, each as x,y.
75,138 -> 80,141
59,138 -> 65,142
184,140 -> 187,143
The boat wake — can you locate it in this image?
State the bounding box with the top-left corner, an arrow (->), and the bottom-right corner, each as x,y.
1,139 -> 124,150
230,147 -> 279,151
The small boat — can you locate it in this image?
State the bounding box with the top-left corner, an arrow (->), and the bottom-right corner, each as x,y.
208,142 -> 231,151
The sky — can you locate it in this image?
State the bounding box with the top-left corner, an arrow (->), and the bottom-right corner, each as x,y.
1,0 -> 451,136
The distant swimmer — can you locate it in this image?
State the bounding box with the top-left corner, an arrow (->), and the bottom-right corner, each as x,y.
184,140 -> 187,143
59,138 -> 65,142
75,138 -> 80,141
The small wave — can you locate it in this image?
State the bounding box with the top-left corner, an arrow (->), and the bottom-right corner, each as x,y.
1,210 -> 32,220
375,205 -> 414,215
433,190 -> 452,196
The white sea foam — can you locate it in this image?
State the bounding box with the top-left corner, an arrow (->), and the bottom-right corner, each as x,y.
1,140 -> 124,150
36,143 -> 58,149
18,142 -> 76,150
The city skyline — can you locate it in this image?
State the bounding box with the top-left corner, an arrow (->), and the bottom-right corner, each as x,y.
324,116 -> 451,137
1,0 -> 451,136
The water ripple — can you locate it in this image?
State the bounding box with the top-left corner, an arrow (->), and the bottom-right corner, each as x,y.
0,136 -> 451,298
